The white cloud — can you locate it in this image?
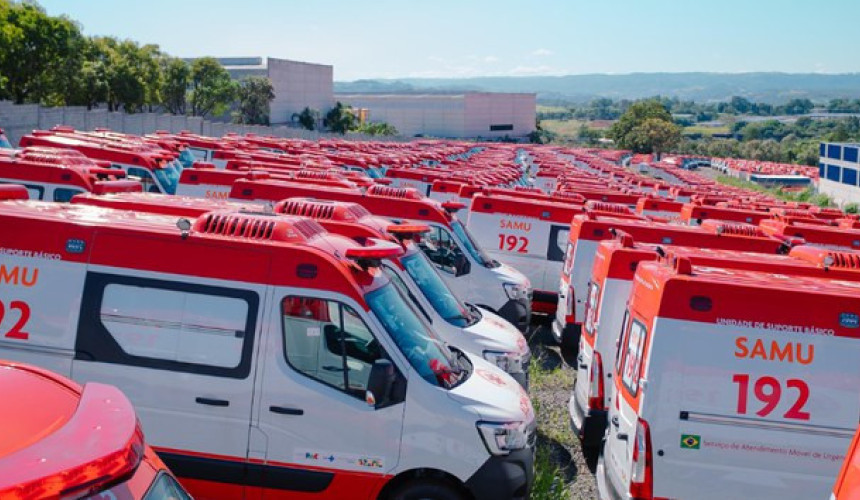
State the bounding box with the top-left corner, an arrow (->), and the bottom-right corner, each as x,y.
483,55 -> 500,63
531,48 -> 553,57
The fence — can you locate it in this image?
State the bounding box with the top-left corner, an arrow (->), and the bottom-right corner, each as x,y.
0,101 -> 404,146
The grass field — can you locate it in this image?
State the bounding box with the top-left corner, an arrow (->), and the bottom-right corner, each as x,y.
682,124 -> 731,137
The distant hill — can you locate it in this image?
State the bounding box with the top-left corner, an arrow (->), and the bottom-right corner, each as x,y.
334,73 -> 860,104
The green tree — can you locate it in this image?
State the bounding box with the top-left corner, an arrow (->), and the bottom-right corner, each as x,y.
233,76 -> 274,125
189,57 -> 237,118
292,107 -> 319,131
627,118 -> 682,158
0,1 -> 85,104
323,101 -> 357,134
161,57 -> 189,115
609,100 -> 679,155
355,121 -> 399,136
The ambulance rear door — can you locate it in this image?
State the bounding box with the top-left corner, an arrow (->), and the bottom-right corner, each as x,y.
646,314 -> 860,499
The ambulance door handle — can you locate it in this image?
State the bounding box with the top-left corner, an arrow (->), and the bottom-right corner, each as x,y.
269,406 -> 304,416
611,415 -> 620,428
196,397 -> 230,407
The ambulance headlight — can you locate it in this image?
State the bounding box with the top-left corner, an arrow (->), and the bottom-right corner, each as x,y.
483,350 -> 524,374
503,282 -> 530,301
477,421 -> 529,455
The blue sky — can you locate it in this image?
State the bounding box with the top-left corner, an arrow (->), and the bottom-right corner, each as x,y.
37,0 -> 860,81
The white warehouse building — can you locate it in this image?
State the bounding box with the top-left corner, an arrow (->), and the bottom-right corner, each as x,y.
335,92 -> 536,139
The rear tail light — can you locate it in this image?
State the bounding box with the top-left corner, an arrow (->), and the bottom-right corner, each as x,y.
588,351 -> 605,410
565,285 -> 575,323
630,418 -> 654,500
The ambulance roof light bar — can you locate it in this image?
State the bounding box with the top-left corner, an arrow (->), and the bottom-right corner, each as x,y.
345,238 -> 405,269
387,223 -> 431,243
441,201 -> 466,214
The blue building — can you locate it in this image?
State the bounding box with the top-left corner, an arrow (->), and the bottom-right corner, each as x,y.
819,142 -> 860,205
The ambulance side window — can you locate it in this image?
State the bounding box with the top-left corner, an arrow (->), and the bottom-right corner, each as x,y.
281,296 -> 391,400
615,311 -> 630,373
77,273 -> 259,379
53,188 -> 84,202
621,319 -> 647,396
547,226 -> 569,262
419,226 -> 464,274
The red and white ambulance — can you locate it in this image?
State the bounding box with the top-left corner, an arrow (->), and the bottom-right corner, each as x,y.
553,215 -> 792,349
599,259 -> 860,500
0,199 -> 534,500
832,426 -> 860,500
0,151 -> 141,201
761,220 -> 860,251
70,192 -> 532,386
19,132 -> 182,194
230,179 -> 535,331
0,359 -> 191,499
465,194 -> 582,314
679,203 -> 770,226
572,238 -> 860,454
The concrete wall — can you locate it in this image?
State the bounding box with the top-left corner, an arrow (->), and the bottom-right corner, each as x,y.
0,100 -> 401,146
818,178 -> 860,206
268,58 -> 334,126
463,93 -> 536,139
336,92 -> 536,139
337,94 -> 466,138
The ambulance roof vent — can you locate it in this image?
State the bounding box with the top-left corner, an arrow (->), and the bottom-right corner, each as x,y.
294,170 -> 339,180
585,201 -> 631,215
824,251 -> 860,270
708,222 -> 766,238
275,198 -> 370,222
366,185 -> 423,200
194,212 -> 323,243
775,208 -> 811,218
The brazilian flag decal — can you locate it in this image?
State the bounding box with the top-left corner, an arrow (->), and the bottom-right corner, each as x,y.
681,434 -> 701,450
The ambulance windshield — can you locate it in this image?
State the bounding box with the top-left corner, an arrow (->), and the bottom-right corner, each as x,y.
0,133 -> 11,149
401,251 -> 473,328
153,162 -> 180,194
451,220 -> 498,268
366,284 -> 465,388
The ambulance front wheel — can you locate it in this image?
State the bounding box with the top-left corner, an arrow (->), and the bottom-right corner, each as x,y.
387,478 -> 465,500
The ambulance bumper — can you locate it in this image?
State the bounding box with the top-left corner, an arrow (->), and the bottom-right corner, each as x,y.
596,455 -> 616,500
498,298 -> 531,332
465,446 -> 534,500
569,393 -> 607,448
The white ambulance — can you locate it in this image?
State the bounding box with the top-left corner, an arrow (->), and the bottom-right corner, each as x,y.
71,192 -> 532,387
230,179 -> 535,332
466,193 -> 581,315
553,215 -> 792,350
599,259 -> 860,500
0,198 -> 535,500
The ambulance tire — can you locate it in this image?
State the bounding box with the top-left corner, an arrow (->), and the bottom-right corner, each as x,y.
387,478 -> 464,500
560,323 -> 580,354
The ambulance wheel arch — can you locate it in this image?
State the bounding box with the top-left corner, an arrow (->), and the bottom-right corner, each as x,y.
377,470 -> 469,500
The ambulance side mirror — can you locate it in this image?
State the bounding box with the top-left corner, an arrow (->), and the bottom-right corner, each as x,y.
454,254 -> 470,277
366,359 -> 396,409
